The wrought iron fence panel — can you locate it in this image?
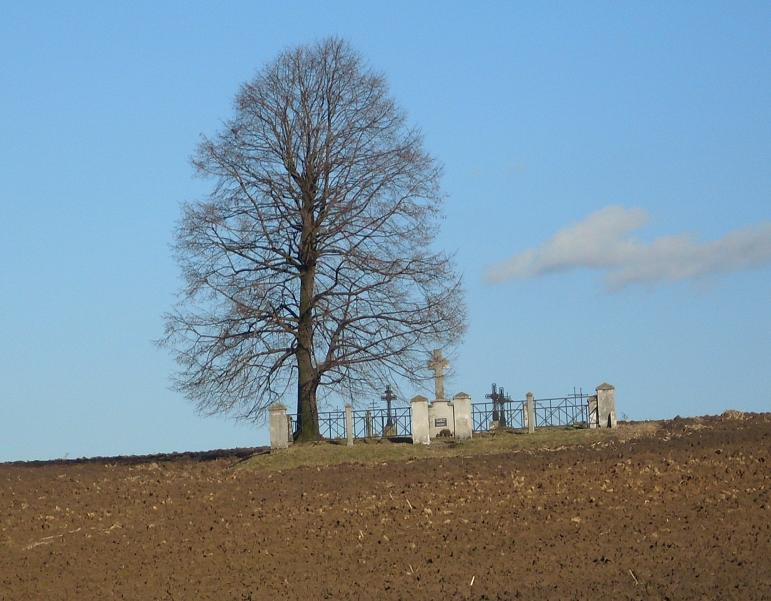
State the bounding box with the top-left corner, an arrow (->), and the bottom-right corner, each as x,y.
352,409 -> 373,438
503,401 -> 526,429
318,410 -> 347,440
352,407 -> 412,439
284,406 -> 412,441
473,400 -> 528,431
473,393 -> 590,432
389,406 -> 412,437
533,395 -> 589,428
472,402 -> 494,432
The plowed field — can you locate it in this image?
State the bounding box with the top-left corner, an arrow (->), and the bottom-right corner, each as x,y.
2,413 -> 769,600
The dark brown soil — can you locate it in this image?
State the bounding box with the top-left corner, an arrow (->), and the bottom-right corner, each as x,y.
2,414 -> 769,600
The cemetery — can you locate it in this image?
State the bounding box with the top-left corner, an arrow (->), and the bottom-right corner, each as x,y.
3,9 -> 767,600
268,350 -> 618,450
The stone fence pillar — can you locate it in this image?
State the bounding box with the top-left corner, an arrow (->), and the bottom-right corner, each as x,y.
596,383 -> 617,428
526,392 -> 535,434
587,394 -> 599,428
345,404 -> 354,447
269,404 -> 290,450
410,395 -> 430,445
452,392 -> 473,441
365,410 -> 374,438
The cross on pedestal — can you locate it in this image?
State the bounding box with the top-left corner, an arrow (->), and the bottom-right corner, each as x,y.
381,384 -> 396,427
427,349 -> 449,401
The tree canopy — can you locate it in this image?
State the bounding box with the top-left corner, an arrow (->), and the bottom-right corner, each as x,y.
163,38 -> 466,440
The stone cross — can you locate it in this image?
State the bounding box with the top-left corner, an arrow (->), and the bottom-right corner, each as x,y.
427,349 -> 449,401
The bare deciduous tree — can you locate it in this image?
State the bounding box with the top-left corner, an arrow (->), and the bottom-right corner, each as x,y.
162,38 -> 466,441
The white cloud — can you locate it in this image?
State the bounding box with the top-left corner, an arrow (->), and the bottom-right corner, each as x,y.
486,206 -> 771,290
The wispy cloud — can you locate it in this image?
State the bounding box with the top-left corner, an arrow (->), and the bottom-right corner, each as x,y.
486,206 -> 771,290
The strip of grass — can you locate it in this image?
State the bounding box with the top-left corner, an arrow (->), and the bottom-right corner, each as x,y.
238,422 -> 660,473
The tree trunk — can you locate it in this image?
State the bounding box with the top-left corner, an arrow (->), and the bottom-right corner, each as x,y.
294,282 -> 320,441
295,351 -> 319,441
294,197 -> 321,442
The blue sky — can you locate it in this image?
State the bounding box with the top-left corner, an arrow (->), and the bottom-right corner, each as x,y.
1,1 -> 769,461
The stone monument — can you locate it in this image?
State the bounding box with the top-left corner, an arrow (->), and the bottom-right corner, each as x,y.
427,349 -> 455,438
409,349 -> 472,443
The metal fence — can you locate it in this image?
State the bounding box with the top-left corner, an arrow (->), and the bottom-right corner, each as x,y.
504,402 -> 526,429
288,390 -> 591,439
318,410 -> 347,440
472,401 -> 494,432
472,399 -> 526,431
285,406 -> 412,441
533,394 -> 590,428
353,407 -> 412,439
472,391 -> 591,432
